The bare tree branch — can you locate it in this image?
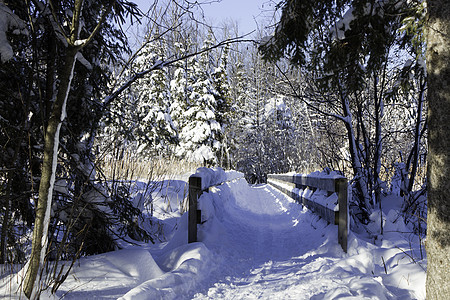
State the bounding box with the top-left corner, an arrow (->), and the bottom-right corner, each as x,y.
274,63 -> 348,123
102,35 -> 256,109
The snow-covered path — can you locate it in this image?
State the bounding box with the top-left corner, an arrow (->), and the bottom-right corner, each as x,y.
193,182 -> 328,299
1,173 -> 425,299
189,180 -> 424,299
203,183 -> 311,262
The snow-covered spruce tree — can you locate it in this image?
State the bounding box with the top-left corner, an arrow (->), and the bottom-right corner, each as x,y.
234,55 -> 265,182
236,52 -> 270,183
284,81 -> 330,173
128,32 -> 177,157
226,46 -> 247,169
234,47 -> 272,183
174,33 -> 224,166
169,40 -> 195,152
264,95 -> 296,173
142,43 -> 177,156
211,45 -> 232,168
232,39 -> 301,183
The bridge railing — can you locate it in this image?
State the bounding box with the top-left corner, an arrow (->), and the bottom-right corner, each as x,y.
267,173 -> 348,252
188,168 -> 244,243
188,175 -> 202,243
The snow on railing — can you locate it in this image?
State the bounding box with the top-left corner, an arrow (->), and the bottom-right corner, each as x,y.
267,172 -> 349,252
188,168 -> 244,243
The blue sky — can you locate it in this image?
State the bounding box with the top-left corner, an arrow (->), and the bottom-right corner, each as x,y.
131,0 -> 276,35
200,0 -> 274,34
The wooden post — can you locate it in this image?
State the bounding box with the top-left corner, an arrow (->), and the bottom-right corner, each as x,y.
188,175 -> 202,243
336,178 -> 348,252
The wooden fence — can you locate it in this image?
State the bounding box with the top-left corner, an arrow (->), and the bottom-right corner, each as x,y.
188,172 -> 243,243
188,175 -> 203,243
267,173 -> 348,252
188,171 -> 348,252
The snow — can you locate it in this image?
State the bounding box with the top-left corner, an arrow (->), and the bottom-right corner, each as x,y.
331,7 -> 355,40
260,35 -> 272,46
74,39 -> 88,46
120,243 -> 214,300
189,145 -> 216,165
192,167 -> 225,190
264,95 -> 293,121
1,169 -> 425,299
331,1 -> 395,41
189,168 -> 244,191
0,2 -> 27,63
76,52 -> 93,70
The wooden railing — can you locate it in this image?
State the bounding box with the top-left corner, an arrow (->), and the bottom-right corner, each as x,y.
188,175 -> 204,243
267,173 -> 349,252
188,171 -> 244,243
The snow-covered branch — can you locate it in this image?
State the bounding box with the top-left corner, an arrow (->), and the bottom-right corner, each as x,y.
73,3 -> 112,48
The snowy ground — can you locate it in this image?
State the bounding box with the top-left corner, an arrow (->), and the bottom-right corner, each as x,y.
0,170 -> 426,299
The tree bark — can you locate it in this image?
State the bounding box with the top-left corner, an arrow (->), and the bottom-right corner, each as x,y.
21,0 -> 115,296
425,0 -> 450,298
338,79 -> 370,215
0,181 -> 11,264
373,74 -> 382,206
373,74 -> 383,233
23,46 -> 78,299
407,79 -> 426,193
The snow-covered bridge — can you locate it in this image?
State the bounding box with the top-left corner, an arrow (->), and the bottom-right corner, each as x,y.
187,170 -> 348,253
9,168 -> 424,299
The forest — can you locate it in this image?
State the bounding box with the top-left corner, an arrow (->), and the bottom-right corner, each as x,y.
0,0 -> 449,298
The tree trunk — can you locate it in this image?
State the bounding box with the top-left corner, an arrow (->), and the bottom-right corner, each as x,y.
339,80 -> 370,215
373,79 -> 381,201
343,116 -> 370,212
0,184 -> 11,264
373,74 -> 383,233
425,0 -> 450,298
23,46 -> 78,299
407,79 -> 426,193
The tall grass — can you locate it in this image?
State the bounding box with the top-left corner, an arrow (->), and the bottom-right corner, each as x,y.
98,150 -> 200,182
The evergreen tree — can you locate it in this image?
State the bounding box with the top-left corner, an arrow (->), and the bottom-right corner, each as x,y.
133,33 -> 177,156
227,47 -> 248,169
169,41 -> 194,145
0,1 -> 148,297
235,48 -> 272,183
174,34 -> 224,166
211,45 -> 232,167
